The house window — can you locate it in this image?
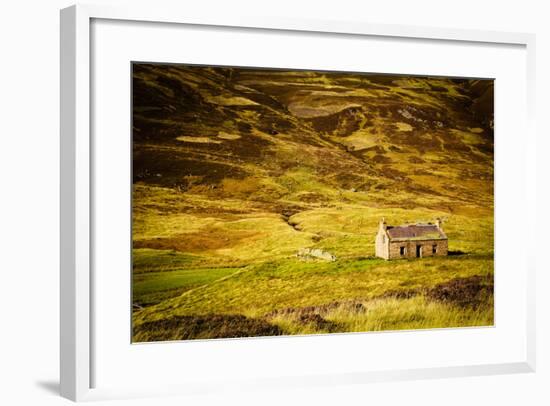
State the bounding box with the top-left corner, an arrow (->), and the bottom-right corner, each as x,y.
400,246 -> 405,256
432,245 -> 437,254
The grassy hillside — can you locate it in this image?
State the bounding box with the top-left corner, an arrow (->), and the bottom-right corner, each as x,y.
131,64 -> 494,342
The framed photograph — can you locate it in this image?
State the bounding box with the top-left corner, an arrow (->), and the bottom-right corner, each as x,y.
60,4 -> 536,402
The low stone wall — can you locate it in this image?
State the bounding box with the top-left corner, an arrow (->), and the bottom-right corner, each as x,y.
297,248 -> 337,262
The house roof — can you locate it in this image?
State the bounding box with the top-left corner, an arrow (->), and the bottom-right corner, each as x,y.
386,224 -> 446,241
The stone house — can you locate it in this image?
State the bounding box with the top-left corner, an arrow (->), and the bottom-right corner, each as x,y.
375,218 -> 448,260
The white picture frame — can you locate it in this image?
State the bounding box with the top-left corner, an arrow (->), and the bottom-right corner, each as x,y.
60,3 -> 537,402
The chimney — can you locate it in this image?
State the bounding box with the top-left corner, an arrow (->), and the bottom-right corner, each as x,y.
436,218 -> 442,229
379,217 -> 387,231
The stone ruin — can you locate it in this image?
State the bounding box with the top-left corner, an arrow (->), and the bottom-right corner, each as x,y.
296,247 -> 337,262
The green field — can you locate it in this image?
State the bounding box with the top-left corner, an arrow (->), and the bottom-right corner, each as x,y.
131,65 -> 494,342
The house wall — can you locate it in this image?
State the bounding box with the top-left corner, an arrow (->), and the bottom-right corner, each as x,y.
375,229 -> 389,259
388,239 -> 448,259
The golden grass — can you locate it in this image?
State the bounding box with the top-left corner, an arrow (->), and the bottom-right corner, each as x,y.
337,130 -> 380,151
395,122 -> 414,132
134,255 -> 492,323
217,132 -> 241,140
270,296 -> 493,335
176,136 -> 222,144
205,95 -> 259,106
